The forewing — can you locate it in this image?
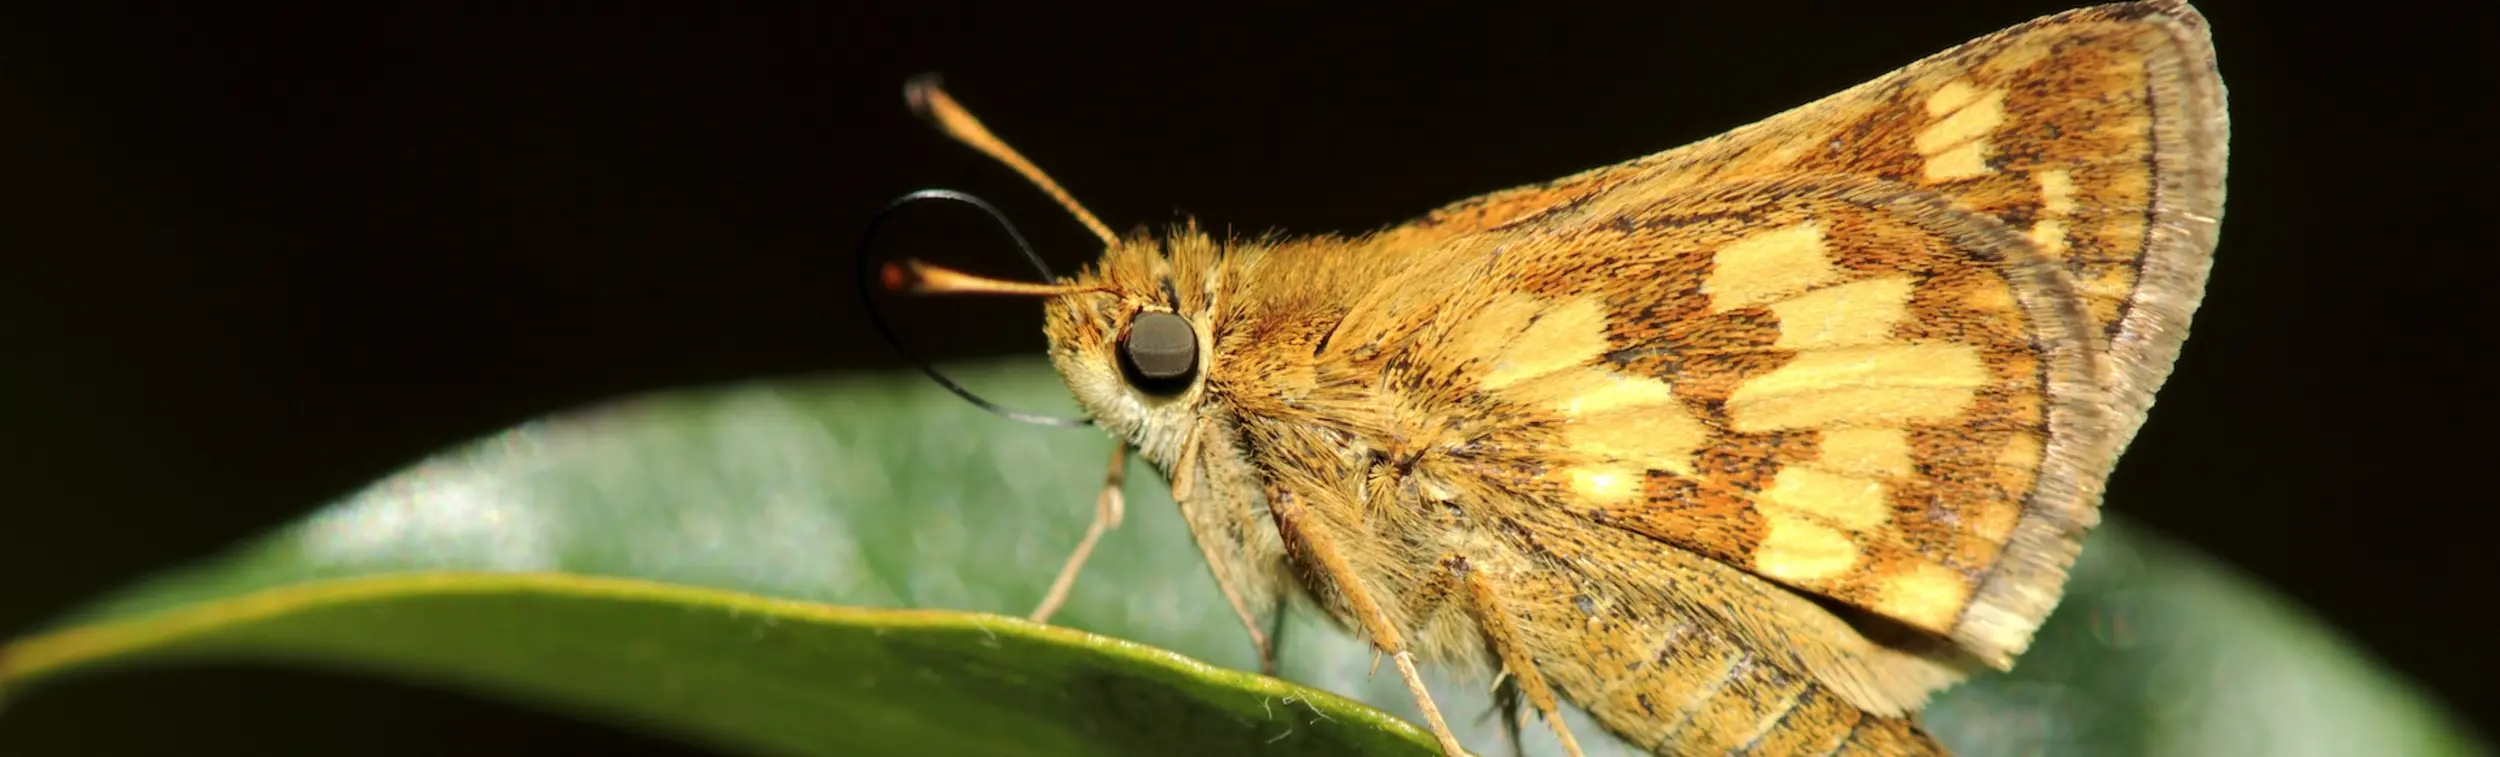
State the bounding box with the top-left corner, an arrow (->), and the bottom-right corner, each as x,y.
1345,0 -> 2224,668
1371,0 -> 2225,454
1324,173 -> 2108,676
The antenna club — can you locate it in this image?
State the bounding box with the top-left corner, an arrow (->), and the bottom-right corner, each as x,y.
902,73 -> 943,119
898,76 -> 1119,246
880,260 -> 918,292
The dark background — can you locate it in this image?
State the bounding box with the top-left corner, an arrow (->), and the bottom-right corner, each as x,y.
3,1 -> 2492,753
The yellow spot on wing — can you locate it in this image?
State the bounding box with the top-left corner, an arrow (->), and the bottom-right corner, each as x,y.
1562,403 -> 1712,478
1916,82 -> 2004,180
1924,81 -> 1981,117
1875,562 -> 1972,632
1814,427 -> 1913,478
1761,467 -> 1891,530
1502,365 -> 1707,478
1755,513 -> 1859,582
1914,85 -> 2005,154
1923,142 -> 1991,181
1568,464 -> 1644,506
1706,222 -> 1836,311
1724,343 -> 1988,432
1503,368 -> 1681,417
1483,297 -> 1609,389
2028,219 -> 2070,257
1447,292 -> 1541,372
2029,169 -> 2077,257
2037,169 -> 2077,214
1508,367 -> 1705,476
1768,276 -> 1916,350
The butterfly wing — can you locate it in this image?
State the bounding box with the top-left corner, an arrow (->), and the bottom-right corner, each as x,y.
1343,0 -> 2223,670
1373,0 -> 2224,463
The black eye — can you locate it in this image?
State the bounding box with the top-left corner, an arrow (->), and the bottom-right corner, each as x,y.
1119,311 -> 1198,394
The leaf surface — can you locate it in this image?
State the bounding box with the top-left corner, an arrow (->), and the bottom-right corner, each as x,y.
2,360 -> 2479,756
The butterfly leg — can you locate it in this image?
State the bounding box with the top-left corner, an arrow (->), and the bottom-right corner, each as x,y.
1182,522 -> 1279,675
1030,444 -> 1127,623
1166,420 -> 1279,674
1170,417 -> 1206,500
1269,488 -> 1470,757
1455,563 -> 1587,757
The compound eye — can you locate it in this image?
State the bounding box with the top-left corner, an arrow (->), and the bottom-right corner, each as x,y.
1119,311 -> 1198,394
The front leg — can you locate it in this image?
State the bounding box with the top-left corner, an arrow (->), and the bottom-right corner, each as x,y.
1178,507 -> 1280,676
1169,417 -> 1283,676
1030,444 -> 1128,623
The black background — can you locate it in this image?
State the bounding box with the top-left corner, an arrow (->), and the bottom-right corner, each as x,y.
3,1 -> 2493,754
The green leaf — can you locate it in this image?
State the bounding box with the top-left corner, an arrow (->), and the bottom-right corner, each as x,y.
1,359 -> 2483,756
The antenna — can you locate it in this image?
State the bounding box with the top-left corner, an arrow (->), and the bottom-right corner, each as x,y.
904,74 -> 1119,247
853,189 -> 1094,428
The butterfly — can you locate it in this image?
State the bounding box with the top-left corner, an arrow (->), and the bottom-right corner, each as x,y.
876,1 -> 2227,754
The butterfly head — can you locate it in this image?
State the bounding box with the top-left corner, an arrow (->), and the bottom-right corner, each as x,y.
889,75 -> 1233,451
1037,233 -> 1224,450
880,229 -> 1220,452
